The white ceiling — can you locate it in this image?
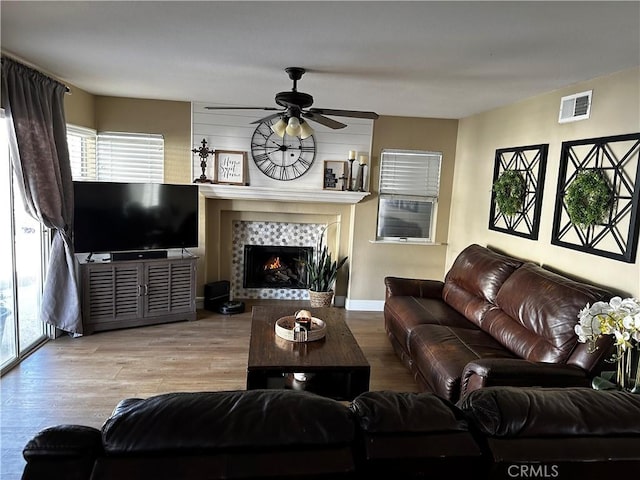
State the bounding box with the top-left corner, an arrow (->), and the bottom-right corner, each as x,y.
2,1 -> 639,119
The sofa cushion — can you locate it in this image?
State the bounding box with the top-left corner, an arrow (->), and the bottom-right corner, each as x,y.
488,263 -> 611,363
442,244 -> 522,327
385,296 -> 477,352
459,386 -> 640,437
408,324 -> 515,401
102,389 -> 354,454
349,391 -> 485,476
350,390 -> 468,434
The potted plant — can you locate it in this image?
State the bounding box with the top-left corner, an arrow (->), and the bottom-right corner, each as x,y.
304,226 -> 348,307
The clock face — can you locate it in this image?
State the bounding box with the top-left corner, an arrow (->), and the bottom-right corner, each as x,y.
251,120 -> 316,181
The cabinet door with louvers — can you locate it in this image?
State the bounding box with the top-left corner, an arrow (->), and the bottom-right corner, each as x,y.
83,263 -> 142,325
144,259 -> 195,316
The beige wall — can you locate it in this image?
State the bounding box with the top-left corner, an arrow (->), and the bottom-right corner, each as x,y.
348,116 -> 459,304
64,85 -> 96,129
450,67 -> 640,298
94,96 -> 191,184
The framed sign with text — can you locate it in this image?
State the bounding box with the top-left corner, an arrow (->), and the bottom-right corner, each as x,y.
214,150 -> 248,185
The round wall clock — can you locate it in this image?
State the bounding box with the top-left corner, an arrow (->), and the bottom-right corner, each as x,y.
250,120 -> 316,181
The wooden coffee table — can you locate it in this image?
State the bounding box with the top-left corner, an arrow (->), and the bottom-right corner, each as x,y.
247,305 -> 370,400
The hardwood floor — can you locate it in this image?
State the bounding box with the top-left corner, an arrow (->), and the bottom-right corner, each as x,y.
0,301 -> 418,479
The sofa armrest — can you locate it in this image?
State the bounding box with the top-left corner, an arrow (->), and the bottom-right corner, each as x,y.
22,425 -> 102,480
461,359 -> 590,399
384,276 -> 444,300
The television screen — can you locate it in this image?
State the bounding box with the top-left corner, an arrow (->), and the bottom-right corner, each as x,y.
73,181 -> 198,253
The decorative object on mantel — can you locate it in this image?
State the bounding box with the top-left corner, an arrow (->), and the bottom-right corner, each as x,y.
355,155 -> 368,192
303,223 -> 348,308
576,296 -> 640,393
489,144 -> 548,240
551,132 -> 640,263
347,150 -> 356,191
192,138 -> 215,183
323,160 -> 348,190
214,150 -> 248,185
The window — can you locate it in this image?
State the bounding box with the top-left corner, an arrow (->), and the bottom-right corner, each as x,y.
2,110 -> 49,374
67,124 -> 97,180
376,149 -> 442,242
67,127 -> 164,183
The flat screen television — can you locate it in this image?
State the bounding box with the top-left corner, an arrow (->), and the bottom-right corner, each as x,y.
73,181 -> 198,254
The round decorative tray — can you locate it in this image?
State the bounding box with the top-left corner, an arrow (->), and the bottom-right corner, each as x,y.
275,316 -> 326,343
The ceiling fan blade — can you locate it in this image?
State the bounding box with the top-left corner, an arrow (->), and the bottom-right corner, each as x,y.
204,106 -> 282,111
308,108 -> 379,120
251,112 -> 284,124
302,111 -> 347,129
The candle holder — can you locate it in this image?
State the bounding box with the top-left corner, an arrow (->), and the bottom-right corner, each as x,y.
355,163 -> 367,192
192,138 -> 215,183
347,159 -> 355,191
338,174 -> 347,191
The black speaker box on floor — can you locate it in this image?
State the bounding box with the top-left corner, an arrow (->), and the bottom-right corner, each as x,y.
204,281 -> 230,312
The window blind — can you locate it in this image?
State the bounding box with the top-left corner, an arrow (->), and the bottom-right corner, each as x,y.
96,132 -> 164,183
379,150 -> 441,197
67,124 -> 97,181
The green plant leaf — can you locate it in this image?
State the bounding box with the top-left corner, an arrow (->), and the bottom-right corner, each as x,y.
493,170 -> 526,216
565,170 -> 612,228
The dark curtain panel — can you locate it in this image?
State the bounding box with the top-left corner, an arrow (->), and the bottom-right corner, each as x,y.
1,57 -> 82,335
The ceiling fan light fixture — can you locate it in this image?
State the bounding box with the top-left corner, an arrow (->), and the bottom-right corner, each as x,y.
271,117 -> 287,137
299,120 -> 314,139
285,116 -> 301,137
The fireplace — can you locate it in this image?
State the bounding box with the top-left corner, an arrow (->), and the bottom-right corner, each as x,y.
243,245 -> 312,289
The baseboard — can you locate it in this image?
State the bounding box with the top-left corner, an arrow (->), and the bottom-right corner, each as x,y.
345,299 -> 385,311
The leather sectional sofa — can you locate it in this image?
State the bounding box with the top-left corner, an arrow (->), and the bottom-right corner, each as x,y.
384,243 -> 615,402
21,387 -> 640,479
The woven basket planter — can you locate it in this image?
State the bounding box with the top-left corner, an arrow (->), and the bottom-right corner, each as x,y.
308,290 -> 334,308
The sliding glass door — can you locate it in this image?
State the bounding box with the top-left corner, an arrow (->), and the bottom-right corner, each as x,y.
1,114 -> 48,373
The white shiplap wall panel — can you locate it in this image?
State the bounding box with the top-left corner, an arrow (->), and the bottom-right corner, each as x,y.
192,102 -> 373,189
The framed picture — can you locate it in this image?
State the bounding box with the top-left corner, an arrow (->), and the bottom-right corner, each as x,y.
488,144 -> 548,240
214,150 -> 247,185
551,132 -> 640,263
323,160 -> 348,190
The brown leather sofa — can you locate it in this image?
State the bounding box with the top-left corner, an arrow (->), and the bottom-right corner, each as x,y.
384,244 -> 614,403
21,387 -> 640,480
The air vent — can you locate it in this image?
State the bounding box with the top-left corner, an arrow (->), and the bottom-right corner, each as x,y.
558,90 -> 592,123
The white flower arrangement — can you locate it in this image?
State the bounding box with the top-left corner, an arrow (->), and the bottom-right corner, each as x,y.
575,296 -> 640,351
575,296 -> 640,392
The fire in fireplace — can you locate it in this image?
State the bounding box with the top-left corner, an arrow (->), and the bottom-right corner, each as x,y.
243,245 -> 312,289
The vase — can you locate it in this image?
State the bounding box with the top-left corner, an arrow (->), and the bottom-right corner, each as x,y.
616,343 -> 640,393
308,290 -> 334,308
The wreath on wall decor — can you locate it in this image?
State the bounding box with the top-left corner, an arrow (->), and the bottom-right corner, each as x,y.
493,170 -> 526,216
564,170 -> 612,228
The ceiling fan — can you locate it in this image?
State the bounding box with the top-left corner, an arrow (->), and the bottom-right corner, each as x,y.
204,67 -> 379,138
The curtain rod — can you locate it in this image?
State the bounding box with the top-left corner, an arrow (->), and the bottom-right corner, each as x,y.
1,55 -> 71,94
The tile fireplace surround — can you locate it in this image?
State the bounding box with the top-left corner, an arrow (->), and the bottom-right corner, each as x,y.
200,185 -> 368,304
232,221 -> 326,300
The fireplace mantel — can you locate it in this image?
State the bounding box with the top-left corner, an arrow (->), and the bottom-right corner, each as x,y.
199,184 -> 370,204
